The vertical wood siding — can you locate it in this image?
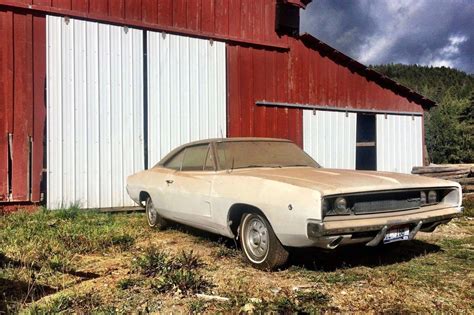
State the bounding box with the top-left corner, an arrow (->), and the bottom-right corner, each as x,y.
0,9 -> 45,202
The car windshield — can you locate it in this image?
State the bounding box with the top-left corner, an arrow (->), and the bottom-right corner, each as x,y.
216,141 -> 320,170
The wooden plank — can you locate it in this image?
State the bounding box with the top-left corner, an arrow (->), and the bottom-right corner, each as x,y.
89,0 -> 108,16
11,12 -> 33,201
109,0 -> 124,19
52,0 -> 71,9
264,50 -> 277,136
275,52 -> 289,140
31,14 -> 46,202
214,0 -> 228,36
253,48 -> 266,137
412,166 -> 470,174
462,185 -> 474,192
157,0 -> 172,26
0,10 -> 14,201
172,0 -> 186,28
456,177 -> 474,185
71,0 -> 88,13
201,0 -> 215,33
228,0 -> 240,37
239,46 -> 253,136
422,170 -> 470,178
141,0 -> 157,24
186,0 -> 200,30
125,0 -> 141,21
226,45 -> 241,137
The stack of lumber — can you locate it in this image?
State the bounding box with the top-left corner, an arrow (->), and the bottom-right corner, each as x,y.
412,164 -> 474,198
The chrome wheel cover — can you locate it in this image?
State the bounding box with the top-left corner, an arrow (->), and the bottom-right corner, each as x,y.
243,216 -> 269,261
146,198 -> 158,226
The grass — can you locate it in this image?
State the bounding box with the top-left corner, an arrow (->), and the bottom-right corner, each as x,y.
1,206 -> 473,313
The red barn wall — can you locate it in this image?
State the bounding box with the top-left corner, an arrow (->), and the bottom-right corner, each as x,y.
0,0 -> 288,47
0,8 -> 45,202
226,38 -> 423,146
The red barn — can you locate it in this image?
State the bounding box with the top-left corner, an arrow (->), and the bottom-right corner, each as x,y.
0,0 -> 434,209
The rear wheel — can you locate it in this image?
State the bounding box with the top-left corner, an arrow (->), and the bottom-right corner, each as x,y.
145,196 -> 168,229
239,213 -> 289,271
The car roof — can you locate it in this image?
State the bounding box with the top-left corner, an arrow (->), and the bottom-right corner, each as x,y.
156,137 -> 292,166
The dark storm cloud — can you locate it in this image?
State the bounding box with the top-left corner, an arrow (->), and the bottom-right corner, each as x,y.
301,0 -> 474,73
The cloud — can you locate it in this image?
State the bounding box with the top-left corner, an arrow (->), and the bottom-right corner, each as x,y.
301,0 -> 474,73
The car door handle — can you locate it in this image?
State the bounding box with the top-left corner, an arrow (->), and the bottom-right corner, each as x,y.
166,179 -> 174,184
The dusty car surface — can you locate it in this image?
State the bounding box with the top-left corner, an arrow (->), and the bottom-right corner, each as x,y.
127,138 -> 463,270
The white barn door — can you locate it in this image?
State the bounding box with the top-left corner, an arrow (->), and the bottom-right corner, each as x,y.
303,110 -> 357,169
46,16 -> 144,209
376,115 -> 423,173
147,31 -> 227,165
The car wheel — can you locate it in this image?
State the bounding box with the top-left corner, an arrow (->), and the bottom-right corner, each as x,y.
145,196 -> 168,229
239,213 -> 289,271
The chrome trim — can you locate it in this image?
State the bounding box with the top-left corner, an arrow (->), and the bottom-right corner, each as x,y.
307,212 -> 461,238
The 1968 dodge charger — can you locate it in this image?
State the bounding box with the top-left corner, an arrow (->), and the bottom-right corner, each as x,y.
127,138 -> 463,270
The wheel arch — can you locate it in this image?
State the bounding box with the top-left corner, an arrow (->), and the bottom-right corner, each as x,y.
138,191 -> 150,207
227,203 -> 272,239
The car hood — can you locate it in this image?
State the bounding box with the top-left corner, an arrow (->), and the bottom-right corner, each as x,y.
230,167 -> 458,195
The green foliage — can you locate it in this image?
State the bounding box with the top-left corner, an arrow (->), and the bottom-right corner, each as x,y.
132,247 -> 211,296
372,64 -> 474,163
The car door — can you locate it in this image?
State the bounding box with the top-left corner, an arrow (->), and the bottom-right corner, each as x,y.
163,143 -> 217,230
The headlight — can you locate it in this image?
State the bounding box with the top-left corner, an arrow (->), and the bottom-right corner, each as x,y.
428,190 -> 437,204
334,197 -> 348,214
420,191 -> 427,204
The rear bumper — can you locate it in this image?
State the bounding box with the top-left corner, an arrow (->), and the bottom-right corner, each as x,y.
306,206 -> 463,248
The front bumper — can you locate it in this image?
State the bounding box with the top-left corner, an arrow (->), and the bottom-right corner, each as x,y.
307,206 -> 463,248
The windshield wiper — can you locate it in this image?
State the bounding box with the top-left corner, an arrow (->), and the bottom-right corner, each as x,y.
234,164 -> 283,169
284,164 -> 309,167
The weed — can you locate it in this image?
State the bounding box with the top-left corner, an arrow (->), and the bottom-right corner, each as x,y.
132,246 -> 170,276
212,245 -> 238,259
324,271 -> 367,284
152,269 -> 211,295
463,198 -> 474,217
117,277 -> 139,290
175,250 -> 203,270
132,246 -> 211,295
32,291 -> 103,313
189,299 -> 207,313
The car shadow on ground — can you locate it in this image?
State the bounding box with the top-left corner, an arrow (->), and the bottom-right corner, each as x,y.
288,240 -> 441,271
166,222 -> 441,271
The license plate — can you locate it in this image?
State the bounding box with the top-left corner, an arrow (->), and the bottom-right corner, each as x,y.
383,226 -> 410,244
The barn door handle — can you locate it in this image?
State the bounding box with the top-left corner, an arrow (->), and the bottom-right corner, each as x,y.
166,179 -> 174,185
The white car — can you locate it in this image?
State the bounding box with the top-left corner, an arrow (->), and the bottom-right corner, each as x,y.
127,138 -> 463,270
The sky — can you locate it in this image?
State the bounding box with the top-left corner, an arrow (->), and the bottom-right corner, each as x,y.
301,0 -> 474,74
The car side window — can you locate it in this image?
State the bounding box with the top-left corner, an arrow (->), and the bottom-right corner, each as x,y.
203,147 -> 215,171
163,149 -> 185,170
181,145 -> 210,171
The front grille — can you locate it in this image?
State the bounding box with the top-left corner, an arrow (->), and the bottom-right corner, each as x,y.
351,190 -> 421,214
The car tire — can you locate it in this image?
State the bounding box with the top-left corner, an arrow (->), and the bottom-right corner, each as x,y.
239,213 -> 289,271
145,196 -> 168,229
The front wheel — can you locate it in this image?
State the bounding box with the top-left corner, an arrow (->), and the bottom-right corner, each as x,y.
239,213 -> 289,271
145,196 -> 168,229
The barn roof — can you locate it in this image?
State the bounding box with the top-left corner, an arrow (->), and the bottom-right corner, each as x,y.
299,34 -> 436,109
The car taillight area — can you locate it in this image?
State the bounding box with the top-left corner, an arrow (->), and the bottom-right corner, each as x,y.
322,187 -> 459,217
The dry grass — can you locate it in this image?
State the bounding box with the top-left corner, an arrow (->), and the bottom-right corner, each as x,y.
0,205 -> 473,313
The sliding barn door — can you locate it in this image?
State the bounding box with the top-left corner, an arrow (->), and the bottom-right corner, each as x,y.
376,115 -> 423,173
303,110 -> 357,169
146,31 -> 227,166
46,16 -> 144,209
